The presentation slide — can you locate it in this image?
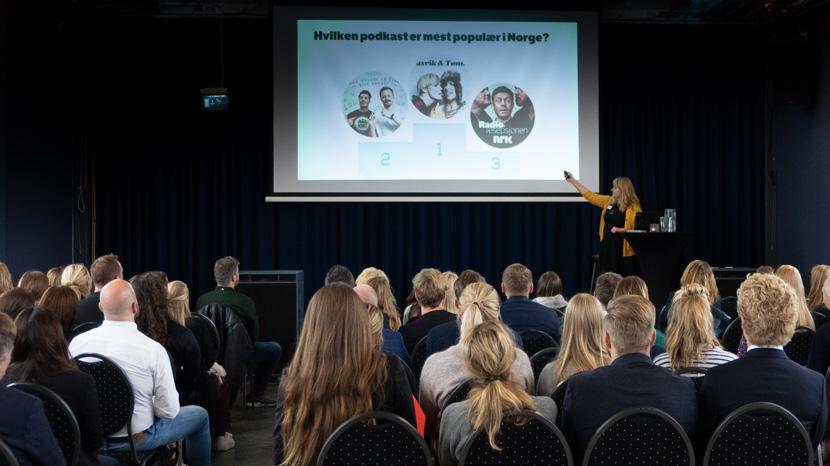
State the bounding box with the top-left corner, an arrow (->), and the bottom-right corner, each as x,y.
272,8 -> 599,200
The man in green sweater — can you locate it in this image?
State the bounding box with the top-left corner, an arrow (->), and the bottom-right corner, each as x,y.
196,256 -> 282,407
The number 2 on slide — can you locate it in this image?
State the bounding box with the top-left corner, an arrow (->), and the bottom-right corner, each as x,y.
380,152 -> 391,166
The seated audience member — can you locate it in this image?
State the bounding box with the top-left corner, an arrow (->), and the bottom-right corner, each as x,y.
168,280 -> 233,451
196,256 -> 282,407
354,284 -> 409,364
5,307 -> 105,466
537,294 -> 609,396
75,254 -> 122,326
438,320 -> 557,466
808,277 -> 830,375
561,295 -> 697,461
273,284 -> 415,466
0,288 -> 35,320
399,268 -> 456,352
0,262 -> 11,295
664,260 -> 731,336
533,271 -> 568,312
17,271 -> 49,304
807,265 -> 830,312
46,266 -> 64,287
69,279 -> 211,466
420,283 -> 533,435
362,272 -> 403,331
61,263 -> 93,300
702,273 -> 826,448
738,264 -> 816,357
324,264 -> 355,287
0,312 -> 65,466
613,275 -> 666,350
499,263 -> 562,340
132,272 -> 203,404
593,272 -> 623,308
424,270 -> 488,357
39,286 -> 80,339
755,265 -> 775,274
653,285 -> 736,374
439,271 -> 460,315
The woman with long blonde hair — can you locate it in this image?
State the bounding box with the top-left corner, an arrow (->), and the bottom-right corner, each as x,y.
807,265 -> 830,311
60,263 -> 92,299
664,260 -> 731,336
438,320 -> 557,466
366,275 -> 402,331
776,265 -> 815,331
419,282 -> 533,437
537,294 -> 609,395
654,285 -> 736,373
273,284 -> 415,466
566,173 -> 643,275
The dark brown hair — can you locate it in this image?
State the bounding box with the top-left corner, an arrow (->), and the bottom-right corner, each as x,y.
17,271 -> 50,302
131,272 -> 169,344
39,286 -> 80,334
7,307 -> 76,382
536,271 -> 563,298
0,288 -> 36,320
91,254 -> 122,287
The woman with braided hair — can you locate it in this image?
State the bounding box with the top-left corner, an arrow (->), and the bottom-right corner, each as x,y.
438,320 -> 558,465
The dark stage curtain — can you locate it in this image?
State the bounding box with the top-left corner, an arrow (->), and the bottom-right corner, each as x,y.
91,17 -> 766,308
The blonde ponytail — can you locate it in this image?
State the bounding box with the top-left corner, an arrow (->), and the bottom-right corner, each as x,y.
458,282 -> 501,340
462,320 -> 534,450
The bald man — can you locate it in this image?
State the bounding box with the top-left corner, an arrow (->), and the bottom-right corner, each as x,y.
69,279 -> 212,466
353,284 -> 410,365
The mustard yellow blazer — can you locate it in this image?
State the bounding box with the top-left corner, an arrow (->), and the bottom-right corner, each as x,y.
582,191 -> 642,258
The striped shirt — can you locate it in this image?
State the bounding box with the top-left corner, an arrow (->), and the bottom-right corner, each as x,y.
653,347 -> 737,375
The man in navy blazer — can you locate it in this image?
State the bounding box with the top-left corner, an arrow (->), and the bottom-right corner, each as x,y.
0,313 -> 65,466
700,273 -> 827,448
561,295 -> 697,461
499,263 -> 562,341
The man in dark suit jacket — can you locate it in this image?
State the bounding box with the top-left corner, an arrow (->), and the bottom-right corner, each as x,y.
700,273 -> 827,448
0,313 -> 65,466
74,253 -> 123,325
499,263 -> 562,341
561,295 -> 697,461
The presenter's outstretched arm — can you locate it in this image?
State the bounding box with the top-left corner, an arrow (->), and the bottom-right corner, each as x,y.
564,170 -> 590,196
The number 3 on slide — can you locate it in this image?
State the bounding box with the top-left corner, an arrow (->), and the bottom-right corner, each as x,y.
491,157 -> 501,170
380,152 -> 391,166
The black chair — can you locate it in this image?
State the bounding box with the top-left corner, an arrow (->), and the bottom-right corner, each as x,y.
196,303 -> 253,407
519,330 -> 558,357
7,383 -> 81,466
657,304 -> 670,333
529,347 -> 560,387
589,253 -> 600,294
69,322 -> 100,342
410,336 -> 428,383
0,439 -> 18,466
784,327 -> 815,366
459,410 -> 572,466
444,380 -> 472,409
551,378 -> 570,426
674,367 -> 707,392
316,411 -> 432,466
74,353 -> 157,466
583,407 -> 694,466
186,312 -> 220,367
703,402 -> 813,466
715,296 -> 738,320
812,311 -> 829,329
721,318 -> 743,355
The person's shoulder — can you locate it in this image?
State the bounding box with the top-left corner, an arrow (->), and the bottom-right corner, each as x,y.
0,386 -> 40,414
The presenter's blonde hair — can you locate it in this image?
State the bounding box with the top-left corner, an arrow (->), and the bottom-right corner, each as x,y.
612,177 -> 641,212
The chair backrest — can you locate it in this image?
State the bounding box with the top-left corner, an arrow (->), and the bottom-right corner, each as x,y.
186,312 -> 221,367
583,407 -> 694,466
784,328 -> 815,366
409,336 -> 428,382
703,402 -> 813,466
69,322 -> 100,341
519,330 -> 558,357
73,353 -> 135,438
657,304 -> 670,333
0,439 -> 18,466
721,317 -> 743,354
459,410 -> 573,466
196,303 -> 253,401
7,383 -> 80,466
716,296 -> 738,320
674,367 -> 707,392
316,411 -> 432,466
550,378 -> 570,425
529,347 -> 560,386
445,380 -> 472,409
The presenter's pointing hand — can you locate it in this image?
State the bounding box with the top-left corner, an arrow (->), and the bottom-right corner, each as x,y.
564,170 -> 574,182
